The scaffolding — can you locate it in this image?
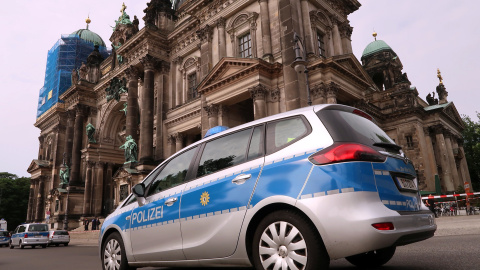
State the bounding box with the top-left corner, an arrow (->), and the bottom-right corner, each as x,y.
36,34 -> 110,118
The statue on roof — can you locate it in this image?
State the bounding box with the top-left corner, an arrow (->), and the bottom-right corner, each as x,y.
79,62 -> 88,80
426,92 -> 438,106
86,123 -> 97,143
436,69 -> 448,104
71,69 -> 79,85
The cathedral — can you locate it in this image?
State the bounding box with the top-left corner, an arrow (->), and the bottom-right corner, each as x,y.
27,0 -> 471,229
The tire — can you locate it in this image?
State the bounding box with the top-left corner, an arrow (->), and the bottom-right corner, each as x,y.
251,210 -> 329,270
19,240 -> 24,249
64,243 -> 69,246
345,246 -> 396,268
55,244 -> 59,247
42,244 -> 47,248
101,232 -> 133,270
32,245 -> 36,249
9,241 -> 14,249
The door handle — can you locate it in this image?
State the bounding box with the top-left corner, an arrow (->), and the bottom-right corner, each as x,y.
232,174 -> 252,185
126,216 -> 131,220
165,197 -> 178,206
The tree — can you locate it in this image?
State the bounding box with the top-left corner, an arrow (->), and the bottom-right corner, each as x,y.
0,173 -> 30,231
462,113 -> 480,191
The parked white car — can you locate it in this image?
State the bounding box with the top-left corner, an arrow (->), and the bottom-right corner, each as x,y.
48,230 -> 70,246
10,223 -> 48,249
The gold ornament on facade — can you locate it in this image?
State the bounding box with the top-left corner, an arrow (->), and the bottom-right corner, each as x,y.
373,30 -> 377,41
86,16 -> 91,29
121,2 -> 127,14
437,68 -> 443,85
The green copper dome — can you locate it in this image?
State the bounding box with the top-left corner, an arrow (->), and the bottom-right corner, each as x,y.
70,29 -> 106,47
361,40 -> 393,58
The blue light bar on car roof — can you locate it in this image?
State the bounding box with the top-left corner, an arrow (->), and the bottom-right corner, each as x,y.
204,126 -> 229,138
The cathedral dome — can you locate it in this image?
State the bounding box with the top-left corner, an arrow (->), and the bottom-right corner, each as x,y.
361,40 -> 393,58
70,29 -> 106,47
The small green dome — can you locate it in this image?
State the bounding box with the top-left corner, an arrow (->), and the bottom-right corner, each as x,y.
361,40 -> 393,58
70,29 -> 106,47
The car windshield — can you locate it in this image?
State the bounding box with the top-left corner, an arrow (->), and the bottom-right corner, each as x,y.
28,224 -> 48,232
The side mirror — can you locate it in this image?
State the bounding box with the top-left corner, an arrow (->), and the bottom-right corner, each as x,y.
132,183 -> 145,197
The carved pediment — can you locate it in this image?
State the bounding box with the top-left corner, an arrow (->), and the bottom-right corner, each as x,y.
27,159 -> 51,174
443,103 -> 464,128
197,57 -> 282,95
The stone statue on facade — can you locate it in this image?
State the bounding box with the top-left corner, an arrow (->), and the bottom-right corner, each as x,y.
79,62 -> 88,80
120,135 -> 138,163
105,77 -> 128,102
120,102 -> 128,115
59,165 -> 70,186
86,123 -> 97,143
71,69 -> 78,85
426,92 -> 438,106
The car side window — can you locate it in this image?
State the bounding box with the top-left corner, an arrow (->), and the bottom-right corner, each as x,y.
197,128 -> 252,178
266,116 -> 309,154
247,126 -> 264,161
18,226 -> 26,233
146,147 -> 197,197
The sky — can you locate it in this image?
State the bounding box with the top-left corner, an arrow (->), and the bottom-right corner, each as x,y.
0,1 -> 478,178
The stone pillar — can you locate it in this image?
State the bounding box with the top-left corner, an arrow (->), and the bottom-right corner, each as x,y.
82,161 -> 94,217
26,179 -> 35,222
170,58 -> 178,108
197,25 -> 214,80
34,177 -> 45,222
422,127 -> 439,191
174,133 -> 184,152
155,65 -> 169,162
300,0 -> 314,57
331,16 -> 343,55
458,142 -> 473,189
267,88 -> 280,116
176,58 -> 184,105
453,138 -> 466,183
259,0 -> 273,61
340,21 -> 353,54
38,136 -> 44,160
444,132 -> 461,189
250,85 -> 267,120
70,105 -> 87,186
125,66 -> 140,142
327,27 -> 334,57
104,163 -> 114,214
186,135 -> 194,146
93,162 -> 104,216
433,126 -> 454,191
311,83 -> 326,105
167,135 -> 176,156
218,104 -> 229,127
326,82 -> 339,104
204,104 -> 219,128
139,55 -> 157,164
216,17 -> 227,61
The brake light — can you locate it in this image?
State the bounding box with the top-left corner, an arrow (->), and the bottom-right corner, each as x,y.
309,143 -> 386,165
372,222 -> 395,230
353,109 -> 373,121
24,234 -> 28,238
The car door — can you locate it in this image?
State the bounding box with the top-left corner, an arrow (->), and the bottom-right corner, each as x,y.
13,225 -> 25,245
180,126 -> 265,259
128,146 -> 198,262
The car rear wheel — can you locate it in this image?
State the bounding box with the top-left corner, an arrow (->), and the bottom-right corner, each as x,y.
252,210 -> 329,270
64,243 -> 68,246
19,240 -> 24,249
102,232 -> 133,270
9,241 -> 14,249
55,244 -> 59,247
42,244 -> 47,248
345,246 -> 396,268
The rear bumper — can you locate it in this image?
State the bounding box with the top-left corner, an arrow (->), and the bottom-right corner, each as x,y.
296,191 -> 436,259
23,238 -> 49,245
49,239 -> 70,244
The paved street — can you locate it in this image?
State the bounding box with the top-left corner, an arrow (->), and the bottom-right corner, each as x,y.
1,215 -> 479,270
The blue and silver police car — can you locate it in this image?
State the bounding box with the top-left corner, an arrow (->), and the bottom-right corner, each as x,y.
0,230 -> 10,247
10,223 -> 49,249
99,105 -> 436,270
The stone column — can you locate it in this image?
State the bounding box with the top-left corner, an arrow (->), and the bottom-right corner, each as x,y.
204,104 -> 219,128
139,55 -> 157,164
197,25 -> 214,80
250,85 -> 267,120
453,138 -> 466,183
170,58 -> 178,108
267,88 -> 280,116
218,104 -> 229,127
34,177 -> 45,222
167,135 -> 176,156
326,82 -> 339,104
155,64 -> 169,161
104,163 -> 114,214
174,133 -> 184,152
26,179 -> 35,222
433,126 -> 454,191
125,66 -> 140,142
444,132 -> 461,189
300,0 -> 314,57
38,136 -> 44,160
340,21 -> 353,54
259,0 -> 273,61
311,83 -> 326,105
331,16 -> 343,55
82,161 -> 94,217
216,17 -> 227,61
326,27 -> 334,57
458,141 -> 473,189
93,162 -> 104,216
70,105 -> 87,186
422,127 -> 439,190
250,13 -> 259,58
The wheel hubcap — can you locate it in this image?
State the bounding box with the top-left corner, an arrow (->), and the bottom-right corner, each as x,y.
103,239 -> 122,270
258,221 -> 307,270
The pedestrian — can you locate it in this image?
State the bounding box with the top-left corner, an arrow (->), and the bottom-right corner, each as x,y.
96,217 -> 101,229
92,217 -> 97,230
426,195 -> 437,218
84,218 -> 90,231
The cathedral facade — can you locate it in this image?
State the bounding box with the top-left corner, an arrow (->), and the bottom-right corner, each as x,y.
27,0 -> 470,229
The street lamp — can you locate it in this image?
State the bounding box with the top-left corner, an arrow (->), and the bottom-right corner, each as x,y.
291,32 -> 312,106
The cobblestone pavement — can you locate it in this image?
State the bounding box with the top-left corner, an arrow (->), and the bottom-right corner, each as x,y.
434,214 -> 480,236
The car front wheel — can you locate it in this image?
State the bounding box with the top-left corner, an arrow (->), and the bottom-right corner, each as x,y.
102,232 -> 133,270
9,241 -> 14,249
252,210 -> 329,270
345,246 -> 396,268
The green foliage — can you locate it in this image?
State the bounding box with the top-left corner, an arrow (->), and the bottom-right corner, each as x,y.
462,113 -> 480,191
0,173 -> 30,231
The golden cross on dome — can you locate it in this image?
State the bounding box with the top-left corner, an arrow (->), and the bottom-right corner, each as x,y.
437,68 -> 443,85
121,2 -> 127,14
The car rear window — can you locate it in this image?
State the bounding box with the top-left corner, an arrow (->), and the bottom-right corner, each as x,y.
316,109 -> 398,153
28,224 -> 48,232
0,231 -> 8,236
55,231 -> 69,235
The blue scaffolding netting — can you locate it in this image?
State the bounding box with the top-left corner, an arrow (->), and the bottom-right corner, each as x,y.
36,34 -> 110,118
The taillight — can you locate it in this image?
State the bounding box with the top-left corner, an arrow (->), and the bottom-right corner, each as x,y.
353,109 -> 373,121
309,142 -> 386,165
24,234 -> 28,238
372,222 -> 395,230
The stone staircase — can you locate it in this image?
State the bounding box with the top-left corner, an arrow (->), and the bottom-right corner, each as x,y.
68,218 -> 104,246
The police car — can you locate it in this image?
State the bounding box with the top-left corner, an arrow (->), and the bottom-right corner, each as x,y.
0,230 -> 10,247
99,105 -> 436,270
10,223 -> 49,249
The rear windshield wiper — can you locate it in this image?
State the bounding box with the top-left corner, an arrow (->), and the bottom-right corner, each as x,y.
373,142 -> 402,151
